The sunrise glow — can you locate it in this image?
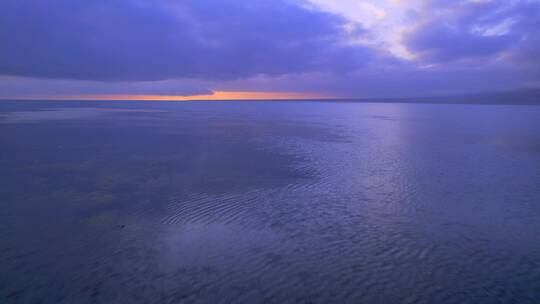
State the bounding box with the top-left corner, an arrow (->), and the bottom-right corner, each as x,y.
44,91 -> 334,101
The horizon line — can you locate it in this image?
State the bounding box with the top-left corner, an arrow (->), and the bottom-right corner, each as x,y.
0,91 -> 338,101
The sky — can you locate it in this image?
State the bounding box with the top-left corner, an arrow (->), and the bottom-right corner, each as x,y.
0,0 -> 539,100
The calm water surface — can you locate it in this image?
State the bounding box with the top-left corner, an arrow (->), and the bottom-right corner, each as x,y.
1,101 -> 540,303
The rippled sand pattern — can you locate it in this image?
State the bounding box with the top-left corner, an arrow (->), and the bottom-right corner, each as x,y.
1,101 -> 540,303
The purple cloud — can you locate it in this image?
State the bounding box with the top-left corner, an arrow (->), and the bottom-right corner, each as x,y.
405,0 -> 540,65
0,0 -> 538,98
0,76 -> 212,99
0,0 -> 377,81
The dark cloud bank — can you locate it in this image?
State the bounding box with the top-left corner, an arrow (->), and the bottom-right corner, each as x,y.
0,0 -> 377,81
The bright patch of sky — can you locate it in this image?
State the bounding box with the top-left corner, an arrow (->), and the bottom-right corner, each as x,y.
307,0 -> 423,59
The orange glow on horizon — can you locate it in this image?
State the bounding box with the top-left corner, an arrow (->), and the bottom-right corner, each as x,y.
43,91 -> 335,101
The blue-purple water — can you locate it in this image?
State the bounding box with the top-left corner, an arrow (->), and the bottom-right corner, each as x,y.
1,100 -> 540,303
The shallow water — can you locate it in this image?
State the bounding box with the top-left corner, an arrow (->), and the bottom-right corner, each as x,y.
1,100 -> 540,303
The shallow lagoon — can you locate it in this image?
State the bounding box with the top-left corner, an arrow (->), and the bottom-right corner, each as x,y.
1,101 -> 540,303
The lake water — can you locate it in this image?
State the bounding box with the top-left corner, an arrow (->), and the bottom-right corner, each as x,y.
1,100 -> 540,303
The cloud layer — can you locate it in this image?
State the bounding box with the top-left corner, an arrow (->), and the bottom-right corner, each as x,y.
0,0 -> 380,81
405,0 -> 540,66
0,0 -> 538,98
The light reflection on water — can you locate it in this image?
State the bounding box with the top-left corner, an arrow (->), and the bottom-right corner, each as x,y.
1,101 -> 540,303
